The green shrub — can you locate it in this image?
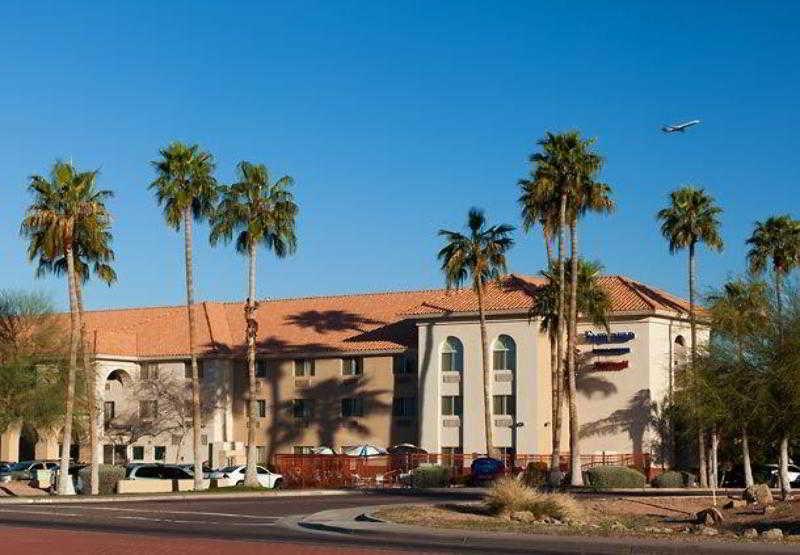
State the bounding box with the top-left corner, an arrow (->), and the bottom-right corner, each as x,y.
585,466 -> 646,489
651,470 -> 685,488
411,465 -> 450,488
485,477 -> 582,522
78,464 -> 126,495
521,461 -> 549,488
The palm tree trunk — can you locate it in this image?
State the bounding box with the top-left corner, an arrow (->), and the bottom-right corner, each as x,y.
58,244 -> 81,495
551,193 -> 567,478
567,221 -> 582,486
76,282 -> 99,495
476,283 -> 494,458
709,426 -> 718,489
688,242 -> 708,488
779,435 -> 792,501
742,427 -> 754,488
549,331 -> 562,481
183,208 -> 203,490
244,242 -> 259,487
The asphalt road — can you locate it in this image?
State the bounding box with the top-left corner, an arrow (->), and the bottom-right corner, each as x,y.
0,492 -> 794,554
0,492 -> 480,554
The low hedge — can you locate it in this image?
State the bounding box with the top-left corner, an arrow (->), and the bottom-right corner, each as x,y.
585,465 -> 646,489
651,470 -> 684,488
411,465 -> 450,488
78,464 -> 126,495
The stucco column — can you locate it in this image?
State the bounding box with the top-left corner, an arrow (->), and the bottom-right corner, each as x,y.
35,428 -> 60,460
0,423 -> 22,462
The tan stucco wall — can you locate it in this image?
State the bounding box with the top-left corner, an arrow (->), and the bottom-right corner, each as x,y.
231,355 -> 416,456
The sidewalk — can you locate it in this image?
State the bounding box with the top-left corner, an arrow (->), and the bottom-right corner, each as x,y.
292,504 -> 800,555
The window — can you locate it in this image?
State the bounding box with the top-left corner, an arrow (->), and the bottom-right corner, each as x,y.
139,400 -> 157,420
441,395 -> 463,416
132,446 -> 145,461
154,446 -> 166,462
492,335 -> 516,371
256,400 -> 267,418
493,395 -> 515,416
441,447 -> 463,457
256,446 -> 267,463
103,401 -> 115,425
184,361 -> 204,379
393,396 -> 416,417
171,435 -> 183,447
255,360 -> 269,378
441,337 -> 463,372
294,359 -> 315,377
292,399 -> 314,419
140,363 -> 158,381
341,397 -> 364,417
393,355 -> 415,375
342,357 -> 363,376
293,446 -> 314,455
103,445 -> 113,464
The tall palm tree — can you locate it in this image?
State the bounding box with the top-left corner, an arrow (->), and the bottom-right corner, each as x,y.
32,215 -> 116,495
150,142 -> 218,489
656,186 -> 723,488
20,161 -> 113,495
438,208 -> 514,457
746,214 -> 800,499
706,279 -> 769,488
210,161 -> 298,487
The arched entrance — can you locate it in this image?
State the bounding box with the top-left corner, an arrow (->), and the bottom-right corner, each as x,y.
19,423 -> 38,461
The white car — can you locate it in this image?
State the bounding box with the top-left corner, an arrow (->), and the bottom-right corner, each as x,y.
210,465 -> 284,489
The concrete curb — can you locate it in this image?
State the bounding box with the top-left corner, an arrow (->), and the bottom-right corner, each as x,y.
293,503 -> 800,554
0,488 -> 355,505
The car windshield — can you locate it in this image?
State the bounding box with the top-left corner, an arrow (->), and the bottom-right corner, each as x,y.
220,466 -> 240,473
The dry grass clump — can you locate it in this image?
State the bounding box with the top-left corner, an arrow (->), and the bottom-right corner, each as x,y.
484,477 -> 583,522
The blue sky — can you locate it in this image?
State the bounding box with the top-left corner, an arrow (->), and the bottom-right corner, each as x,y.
1,1 -> 798,310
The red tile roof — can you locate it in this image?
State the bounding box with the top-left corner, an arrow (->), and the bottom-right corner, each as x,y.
81,275 -> 694,359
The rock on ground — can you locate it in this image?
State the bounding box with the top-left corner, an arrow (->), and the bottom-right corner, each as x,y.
723,498 -> 746,509
761,528 -> 784,540
696,507 -> 725,526
744,484 -> 774,505
742,528 -> 758,539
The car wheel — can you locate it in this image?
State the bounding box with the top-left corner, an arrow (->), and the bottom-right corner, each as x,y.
273,478 -> 283,490
236,480 -> 244,487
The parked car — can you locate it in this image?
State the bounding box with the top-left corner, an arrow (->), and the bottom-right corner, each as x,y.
469,457 -> 506,486
125,464 -> 194,481
719,463 -> 800,488
0,460 -> 59,481
0,462 -> 12,474
176,463 -> 213,479
208,465 -> 284,489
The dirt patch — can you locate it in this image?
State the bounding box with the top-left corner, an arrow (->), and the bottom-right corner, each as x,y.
374,495 -> 800,543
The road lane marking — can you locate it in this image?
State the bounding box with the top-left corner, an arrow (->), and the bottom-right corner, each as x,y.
115,515 -> 275,526
78,506 -> 281,520
0,509 -> 81,517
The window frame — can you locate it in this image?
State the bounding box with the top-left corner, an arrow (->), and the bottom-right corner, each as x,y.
441,395 -> 463,417
256,399 -> 267,418
341,357 -> 363,376
493,394 -> 515,416
392,396 -> 417,417
139,400 -> 157,420
341,397 -> 365,418
132,446 -> 145,461
255,360 -> 269,378
441,337 -> 464,373
492,335 -> 516,371
294,358 -> 315,377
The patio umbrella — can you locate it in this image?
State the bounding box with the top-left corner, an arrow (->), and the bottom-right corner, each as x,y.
387,443 -> 427,455
344,445 -> 387,457
310,446 -> 335,455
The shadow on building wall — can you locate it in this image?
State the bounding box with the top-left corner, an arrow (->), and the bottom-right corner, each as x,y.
579,388 -> 653,454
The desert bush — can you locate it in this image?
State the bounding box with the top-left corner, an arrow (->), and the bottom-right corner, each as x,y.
484,477 -> 582,522
411,465 -> 450,488
521,461 -> 549,488
651,470 -> 685,488
585,466 -> 646,489
78,465 -> 126,495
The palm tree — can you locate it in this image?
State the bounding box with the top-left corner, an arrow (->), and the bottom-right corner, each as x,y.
746,215 -> 800,499
706,279 -> 769,488
20,161 -> 113,495
32,213 -> 116,495
150,142 -> 218,489
438,208 -> 514,457
520,171 -> 562,475
656,186 -> 723,488
210,161 -> 298,487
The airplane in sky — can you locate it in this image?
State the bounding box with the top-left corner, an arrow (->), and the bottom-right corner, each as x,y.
661,119 -> 701,133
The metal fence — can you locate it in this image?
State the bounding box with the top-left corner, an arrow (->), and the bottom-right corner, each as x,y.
272,452 -> 652,488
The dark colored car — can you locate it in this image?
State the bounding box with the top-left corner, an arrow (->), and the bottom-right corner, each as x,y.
125,464 -> 194,480
470,457 -> 506,485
